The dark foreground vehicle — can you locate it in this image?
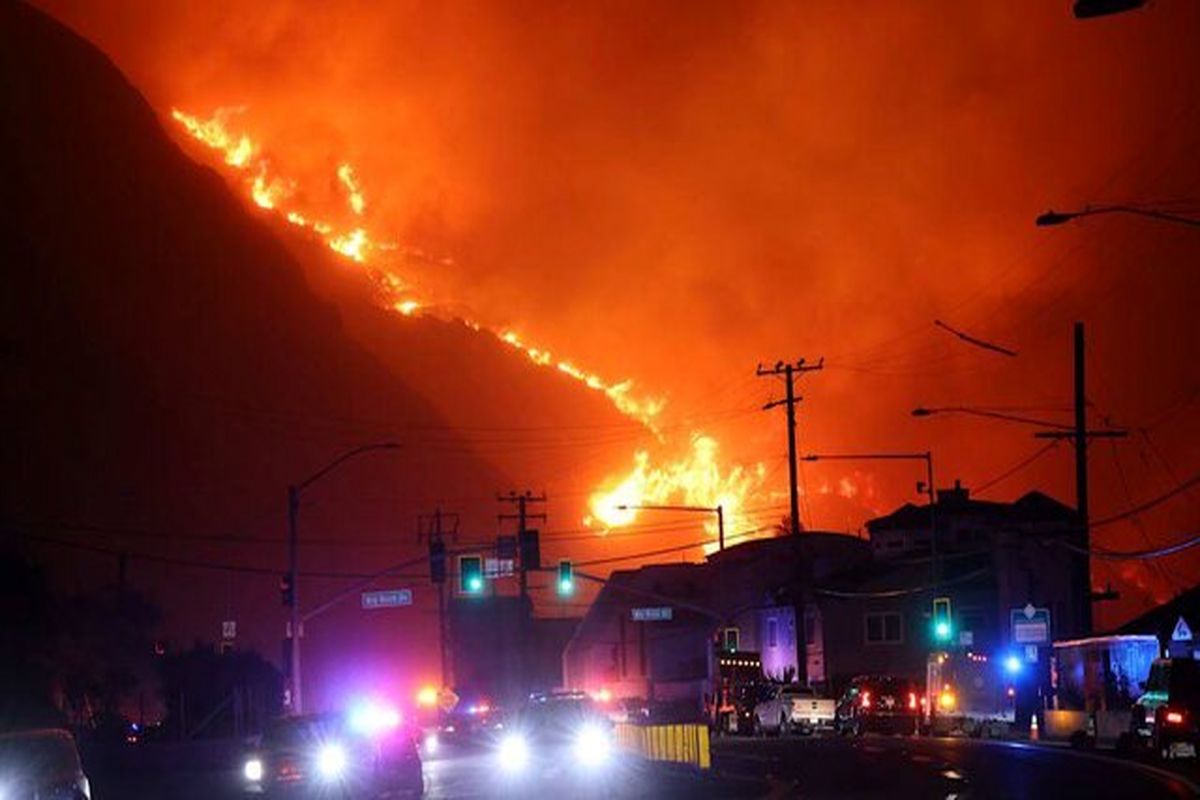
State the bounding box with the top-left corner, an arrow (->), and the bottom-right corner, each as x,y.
0,728 -> 91,799
242,712 -> 422,798
836,675 -> 922,736
1131,658 -> 1200,760
493,692 -> 620,787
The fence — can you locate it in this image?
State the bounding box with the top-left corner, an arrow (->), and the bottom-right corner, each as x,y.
613,722 -> 711,770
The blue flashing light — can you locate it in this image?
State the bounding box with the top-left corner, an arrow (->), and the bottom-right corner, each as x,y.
1004,654 -> 1023,675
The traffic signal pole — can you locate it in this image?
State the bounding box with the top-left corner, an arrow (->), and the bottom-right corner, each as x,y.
499,491 -> 546,699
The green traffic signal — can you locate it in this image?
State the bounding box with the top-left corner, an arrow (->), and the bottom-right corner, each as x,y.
932,596 -> 952,642
460,555 -> 484,595
558,560 -> 574,596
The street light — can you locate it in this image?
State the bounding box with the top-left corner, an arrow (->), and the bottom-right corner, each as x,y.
614,503 -> 726,551
1036,205 -> 1200,230
912,406 -> 1074,430
287,441 -> 401,714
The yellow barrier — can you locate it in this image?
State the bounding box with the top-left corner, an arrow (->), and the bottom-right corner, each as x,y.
612,722 -> 711,770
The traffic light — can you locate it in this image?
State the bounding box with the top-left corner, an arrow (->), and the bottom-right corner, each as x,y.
557,560 -> 574,596
519,529 -> 541,570
280,574 -> 294,607
429,539 -> 446,585
460,555 -> 484,595
932,596 -> 953,642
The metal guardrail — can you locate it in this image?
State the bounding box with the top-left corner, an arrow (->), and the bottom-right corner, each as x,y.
613,722 -> 711,770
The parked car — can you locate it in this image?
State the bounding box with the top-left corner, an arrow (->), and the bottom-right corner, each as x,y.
753,684 -> 836,735
1131,657 -> 1200,760
835,675 -> 922,736
0,728 -> 91,799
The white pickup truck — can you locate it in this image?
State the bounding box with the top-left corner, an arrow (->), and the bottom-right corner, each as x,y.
753,684 -> 837,735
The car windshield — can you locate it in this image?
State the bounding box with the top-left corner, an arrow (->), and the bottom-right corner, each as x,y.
0,732 -> 79,774
263,715 -> 344,748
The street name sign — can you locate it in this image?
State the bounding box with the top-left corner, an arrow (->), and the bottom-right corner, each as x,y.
632,606 -> 673,622
361,589 -> 413,609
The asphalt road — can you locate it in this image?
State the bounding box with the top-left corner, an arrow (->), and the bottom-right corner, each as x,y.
83,735 -> 1199,799
713,733 -> 1200,799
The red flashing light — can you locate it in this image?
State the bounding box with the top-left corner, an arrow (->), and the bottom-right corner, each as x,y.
861,691 -> 871,709
1166,711 -> 1185,725
908,692 -> 917,710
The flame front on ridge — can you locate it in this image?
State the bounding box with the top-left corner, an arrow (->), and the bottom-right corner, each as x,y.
169,105 -> 766,548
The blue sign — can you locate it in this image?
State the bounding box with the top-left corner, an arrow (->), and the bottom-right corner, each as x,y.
362,589 -> 413,609
1010,604 -> 1051,645
632,606 -> 673,622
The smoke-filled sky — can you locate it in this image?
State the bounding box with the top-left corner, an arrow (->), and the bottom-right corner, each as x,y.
34,0 -> 1200,626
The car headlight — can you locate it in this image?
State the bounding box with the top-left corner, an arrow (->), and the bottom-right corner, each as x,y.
423,732 -> 440,755
574,724 -> 612,767
498,733 -> 529,771
243,757 -> 264,782
317,743 -> 348,780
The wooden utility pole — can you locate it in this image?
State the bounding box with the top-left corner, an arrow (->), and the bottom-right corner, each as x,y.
1035,323 -> 1125,635
757,358 -> 824,536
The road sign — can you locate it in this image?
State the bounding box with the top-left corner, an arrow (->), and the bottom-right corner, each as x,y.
1172,616 -> 1193,642
361,589 -> 413,609
1011,605 -> 1051,645
1025,644 -> 1039,663
222,620 -> 237,640
632,606 -> 673,622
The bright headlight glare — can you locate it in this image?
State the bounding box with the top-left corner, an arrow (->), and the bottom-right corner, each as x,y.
575,725 -> 611,766
424,732 -> 440,754
243,757 -> 264,782
499,733 -> 529,771
317,742 -> 348,780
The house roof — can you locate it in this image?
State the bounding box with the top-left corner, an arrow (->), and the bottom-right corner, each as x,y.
867,489 -> 1076,532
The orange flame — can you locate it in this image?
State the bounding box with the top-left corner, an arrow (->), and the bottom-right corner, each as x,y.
169,106 -> 769,547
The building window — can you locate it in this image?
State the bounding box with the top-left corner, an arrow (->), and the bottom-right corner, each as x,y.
767,618 -> 778,649
865,612 -> 903,644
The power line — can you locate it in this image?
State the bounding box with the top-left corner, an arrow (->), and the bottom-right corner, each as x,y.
973,440 -> 1061,496
1090,469 -> 1200,528
1058,532 -> 1200,561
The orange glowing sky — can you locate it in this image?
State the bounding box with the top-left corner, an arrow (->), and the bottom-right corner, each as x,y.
34,0 -> 1200,626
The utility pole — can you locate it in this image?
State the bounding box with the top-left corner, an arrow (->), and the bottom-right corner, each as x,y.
1034,323 -> 1125,636
419,509 -> 459,689
498,491 -> 546,699
757,358 -> 824,537
287,485 -> 301,714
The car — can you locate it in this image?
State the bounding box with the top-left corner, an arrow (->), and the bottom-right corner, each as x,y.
241,711 -> 423,798
1131,658 -> 1200,760
753,684 -> 837,736
0,728 -> 92,799
835,675 -> 922,736
494,692 -> 619,783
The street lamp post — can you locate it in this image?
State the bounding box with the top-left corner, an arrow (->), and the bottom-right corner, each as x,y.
1037,205 -> 1200,230
614,503 -> 725,551
287,441 -> 401,714
911,406 -> 1074,430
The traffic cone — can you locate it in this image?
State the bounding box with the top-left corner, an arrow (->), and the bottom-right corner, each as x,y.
1029,714 -> 1039,742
